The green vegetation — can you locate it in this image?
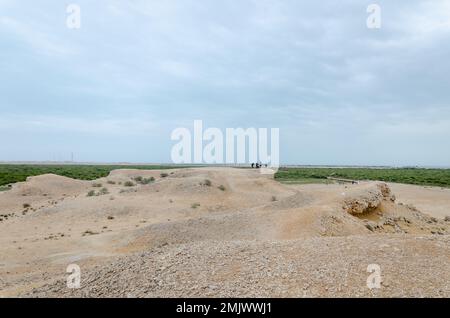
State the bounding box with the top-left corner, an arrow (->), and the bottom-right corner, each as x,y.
87,187 -> 109,197
134,176 -> 155,185
2,164 -> 448,188
201,179 -> 212,186
141,177 -> 155,185
218,185 -> 226,191
0,164 -> 192,187
133,176 -> 143,183
275,167 -> 450,188
124,181 -> 135,187
0,185 -> 11,192
191,203 -> 201,209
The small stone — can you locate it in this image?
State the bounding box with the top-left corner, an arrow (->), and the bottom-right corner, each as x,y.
365,222 -> 377,232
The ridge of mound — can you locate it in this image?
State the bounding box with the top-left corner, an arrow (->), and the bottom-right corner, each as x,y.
12,174 -> 89,197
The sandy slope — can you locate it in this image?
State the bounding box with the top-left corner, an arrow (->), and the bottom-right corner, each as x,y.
389,183 -> 450,219
0,167 -> 449,297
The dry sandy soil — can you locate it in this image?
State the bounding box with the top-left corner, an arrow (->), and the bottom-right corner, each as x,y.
0,167 -> 449,297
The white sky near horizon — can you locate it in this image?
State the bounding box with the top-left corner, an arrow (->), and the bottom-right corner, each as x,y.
1,0 -> 450,166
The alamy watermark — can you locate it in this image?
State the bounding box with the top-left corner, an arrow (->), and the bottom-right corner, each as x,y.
171,120 -> 279,174
367,264 -> 382,289
66,263 -> 81,289
64,4 -> 380,30
367,4 -> 381,29
66,4 -> 81,29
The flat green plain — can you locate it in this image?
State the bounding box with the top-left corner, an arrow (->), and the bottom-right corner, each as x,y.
1,165 -> 450,188
274,167 -> 450,188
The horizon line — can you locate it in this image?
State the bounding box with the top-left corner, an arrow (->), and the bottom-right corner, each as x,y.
1,161 -> 449,169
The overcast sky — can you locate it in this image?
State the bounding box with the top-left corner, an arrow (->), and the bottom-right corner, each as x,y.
1,0 -> 450,166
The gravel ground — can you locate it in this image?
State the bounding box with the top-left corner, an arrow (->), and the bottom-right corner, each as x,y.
28,235 -> 450,298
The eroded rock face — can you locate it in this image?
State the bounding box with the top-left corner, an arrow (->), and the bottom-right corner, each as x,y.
341,183 -> 449,236
343,183 -> 394,216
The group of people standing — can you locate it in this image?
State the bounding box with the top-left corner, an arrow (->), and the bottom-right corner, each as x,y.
251,162 -> 268,168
